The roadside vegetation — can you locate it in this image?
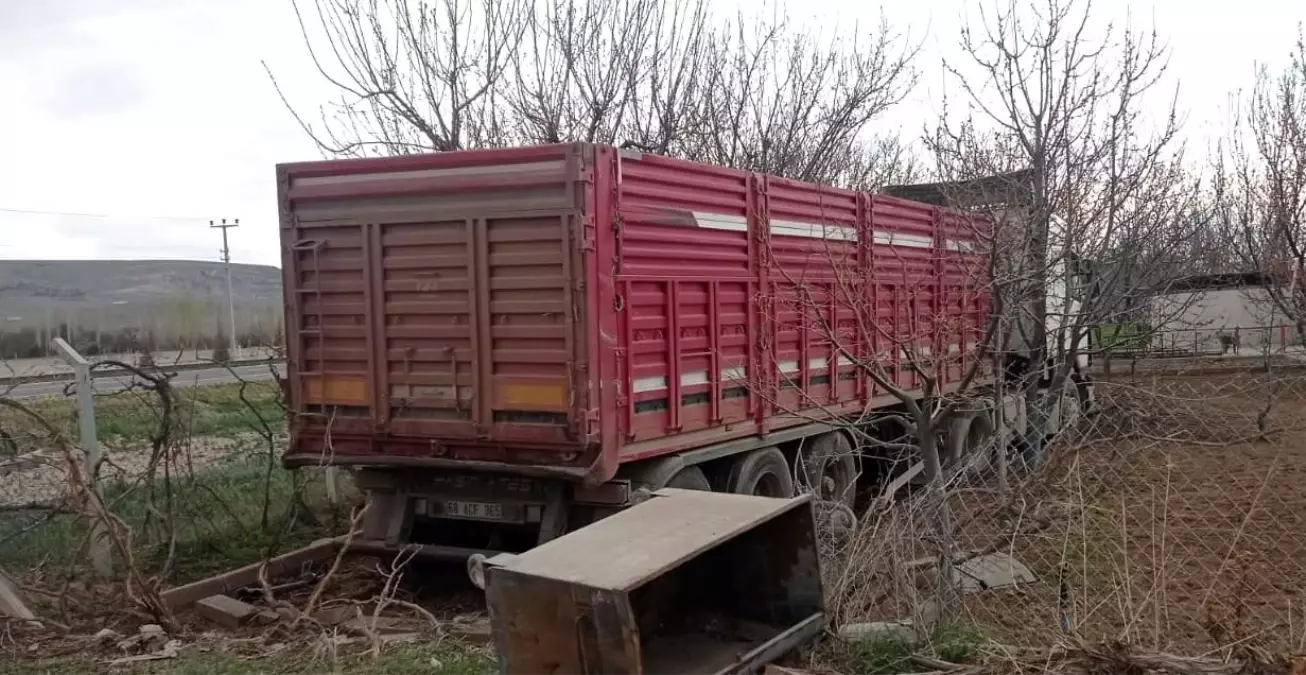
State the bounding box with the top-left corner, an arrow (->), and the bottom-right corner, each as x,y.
0,380 -> 285,450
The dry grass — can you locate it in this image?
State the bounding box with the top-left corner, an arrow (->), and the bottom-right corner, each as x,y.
813,368 -> 1306,673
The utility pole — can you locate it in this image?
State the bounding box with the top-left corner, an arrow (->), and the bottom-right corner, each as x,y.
211,218 -> 240,359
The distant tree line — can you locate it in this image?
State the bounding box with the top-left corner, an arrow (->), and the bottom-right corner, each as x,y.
0,322 -> 285,362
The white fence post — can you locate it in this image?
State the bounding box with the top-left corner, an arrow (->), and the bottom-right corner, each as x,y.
51,338 -> 113,578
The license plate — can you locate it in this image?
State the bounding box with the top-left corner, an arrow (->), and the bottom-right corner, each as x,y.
443,500 -> 504,521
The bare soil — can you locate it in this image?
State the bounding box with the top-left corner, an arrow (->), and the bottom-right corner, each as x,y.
953,372 -> 1306,653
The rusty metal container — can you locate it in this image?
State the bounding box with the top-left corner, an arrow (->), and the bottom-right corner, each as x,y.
480,488 -> 825,674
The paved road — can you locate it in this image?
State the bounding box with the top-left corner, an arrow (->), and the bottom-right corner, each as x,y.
3,364 -> 281,399
2,348 -> 279,378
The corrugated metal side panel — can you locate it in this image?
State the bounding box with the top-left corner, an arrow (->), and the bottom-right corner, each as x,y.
767,177 -> 861,415
611,152 -> 992,459
278,144 -> 600,474
613,153 -> 753,442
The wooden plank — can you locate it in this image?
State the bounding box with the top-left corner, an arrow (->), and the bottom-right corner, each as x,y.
493,489 -> 810,591
161,537 -> 341,611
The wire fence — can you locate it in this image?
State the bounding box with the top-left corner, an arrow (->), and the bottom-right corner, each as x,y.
817,357 -> 1306,672
0,349 -> 353,623
1095,323 -> 1302,360
1,345 -> 1303,672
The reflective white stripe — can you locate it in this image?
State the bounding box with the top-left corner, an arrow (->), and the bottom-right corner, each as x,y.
689,213 -> 942,251
808,357 -> 828,369
945,239 -> 976,252
721,365 -> 748,381
838,355 -> 855,366
633,367 -> 751,393
874,232 -> 935,248
633,376 -> 667,393
777,360 -> 800,373
679,370 -> 709,387
692,212 -> 860,241
694,212 -> 749,232
771,219 -> 857,241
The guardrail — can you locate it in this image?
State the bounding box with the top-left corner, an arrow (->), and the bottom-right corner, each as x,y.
0,357 -> 284,387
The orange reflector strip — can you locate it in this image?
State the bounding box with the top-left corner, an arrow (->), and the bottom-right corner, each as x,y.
304,375 -> 369,404
496,379 -> 568,410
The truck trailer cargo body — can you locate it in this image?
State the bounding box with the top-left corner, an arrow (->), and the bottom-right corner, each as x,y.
277,143 -> 993,552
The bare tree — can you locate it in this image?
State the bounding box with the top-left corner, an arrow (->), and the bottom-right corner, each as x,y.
270,0 -> 533,155
1215,31 -> 1306,344
928,0 -> 1206,463
272,0 -> 921,189
760,210 -> 999,492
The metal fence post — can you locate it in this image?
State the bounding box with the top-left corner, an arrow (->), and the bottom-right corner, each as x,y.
51,338 -> 113,578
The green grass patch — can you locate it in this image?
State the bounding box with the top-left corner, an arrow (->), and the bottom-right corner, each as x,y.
1,381 -> 286,449
5,641 -> 496,675
0,455 -> 334,585
929,619 -> 986,664
818,620 -> 988,674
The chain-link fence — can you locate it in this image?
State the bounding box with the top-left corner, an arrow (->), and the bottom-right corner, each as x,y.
817,356 -> 1306,672
0,352 -> 354,627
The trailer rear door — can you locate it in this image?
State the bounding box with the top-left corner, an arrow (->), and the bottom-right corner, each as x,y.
278,145 -> 594,463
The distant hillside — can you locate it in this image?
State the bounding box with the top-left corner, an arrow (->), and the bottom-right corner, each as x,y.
0,260 -> 283,335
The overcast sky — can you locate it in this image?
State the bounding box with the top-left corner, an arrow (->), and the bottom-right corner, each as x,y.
0,0 -> 1301,267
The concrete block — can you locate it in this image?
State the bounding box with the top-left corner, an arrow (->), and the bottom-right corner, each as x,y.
950,552 -> 1036,591
195,594 -> 259,628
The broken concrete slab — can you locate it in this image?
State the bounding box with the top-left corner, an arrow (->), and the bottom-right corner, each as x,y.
117,624 -> 169,653
195,595 -> 260,629
949,552 -> 1036,592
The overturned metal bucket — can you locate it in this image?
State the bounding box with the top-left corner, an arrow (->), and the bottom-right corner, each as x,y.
477,488 -> 825,674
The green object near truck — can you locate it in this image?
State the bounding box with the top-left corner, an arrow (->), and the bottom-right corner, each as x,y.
1093,322 -> 1153,353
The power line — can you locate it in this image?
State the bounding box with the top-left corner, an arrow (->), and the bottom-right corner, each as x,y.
0,206 -> 213,221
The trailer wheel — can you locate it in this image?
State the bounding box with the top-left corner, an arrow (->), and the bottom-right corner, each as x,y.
1050,376 -> 1085,438
663,466 -> 712,491
943,411 -> 995,475
726,447 -> 795,498
625,457 -> 712,493
797,433 -> 857,508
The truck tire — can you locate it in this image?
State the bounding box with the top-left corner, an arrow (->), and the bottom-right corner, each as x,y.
726,447 -> 795,498
797,433 -> 857,508
625,456 -> 712,492
663,466 -> 712,491
943,411 -> 995,475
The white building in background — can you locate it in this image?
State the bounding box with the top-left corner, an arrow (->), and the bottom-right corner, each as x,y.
1147,273 -> 1298,354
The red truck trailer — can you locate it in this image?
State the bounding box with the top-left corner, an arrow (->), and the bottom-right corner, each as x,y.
277,143 -> 996,557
